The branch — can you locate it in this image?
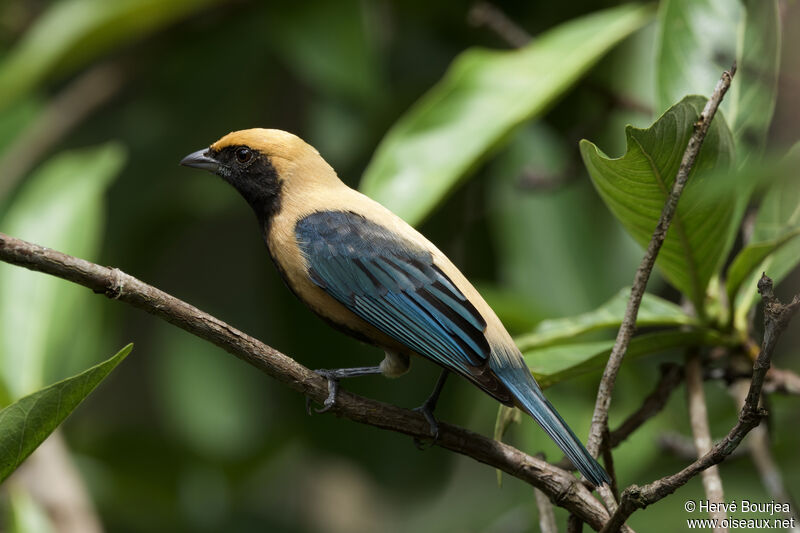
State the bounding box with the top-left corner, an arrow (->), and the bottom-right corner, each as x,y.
0,63 -> 125,200
0,231 -> 613,530
730,380 -> 800,531
467,2 -> 532,48
657,432 -> 748,462
686,349 -> 726,530
608,363 -> 683,448
585,64 -> 737,461
534,484 -> 559,533
600,275 -> 800,532
9,432 -> 102,533
556,363 -> 683,475
764,367 -> 800,395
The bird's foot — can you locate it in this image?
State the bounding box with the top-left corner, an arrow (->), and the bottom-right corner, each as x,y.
306,370 -> 342,414
412,399 -> 440,450
411,370 -> 449,449
305,366 -> 382,415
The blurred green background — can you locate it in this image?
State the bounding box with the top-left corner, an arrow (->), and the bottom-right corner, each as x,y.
0,1 -> 798,532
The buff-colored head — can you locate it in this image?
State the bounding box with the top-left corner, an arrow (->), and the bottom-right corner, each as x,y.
180,128 -> 340,222
210,128 -> 314,164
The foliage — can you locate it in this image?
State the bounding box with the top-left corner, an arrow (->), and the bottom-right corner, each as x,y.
0,1 -> 797,532
581,96 -> 740,316
360,4 -> 652,225
0,345 -> 131,483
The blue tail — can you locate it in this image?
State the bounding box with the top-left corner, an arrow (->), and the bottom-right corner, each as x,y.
492,360 -> 610,486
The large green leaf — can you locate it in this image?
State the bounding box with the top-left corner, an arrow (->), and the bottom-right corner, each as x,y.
526,330 -> 726,389
0,143 -> 126,401
359,4 -> 653,225
733,144 -> 800,329
0,0 -> 220,111
580,96 -> 741,315
516,288 -> 697,351
0,344 -> 131,483
655,0 -> 780,158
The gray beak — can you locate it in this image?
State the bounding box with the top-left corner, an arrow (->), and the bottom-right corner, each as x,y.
180,149 -> 219,173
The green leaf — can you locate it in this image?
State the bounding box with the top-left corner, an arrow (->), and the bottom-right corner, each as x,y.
655,0 -> 780,157
580,96 -> 741,315
0,344 -> 131,483
733,143 -> 800,329
359,4 -> 654,225
726,228 -> 800,307
0,143 -> 126,401
728,0 -> 780,160
474,282 -> 543,333
516,288 -> 697,351
654,0 -> 740,116
489,124 -> 646,318
493,404 -> 522,486
526,330 -> 726,389
0,0 -> 220,111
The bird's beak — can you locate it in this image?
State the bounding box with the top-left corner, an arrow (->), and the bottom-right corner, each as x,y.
180,149 -> 220,173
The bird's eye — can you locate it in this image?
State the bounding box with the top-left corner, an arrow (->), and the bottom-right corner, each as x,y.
235,147 -> 252,164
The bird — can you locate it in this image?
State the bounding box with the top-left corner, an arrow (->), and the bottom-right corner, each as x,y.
180,128 -> 610,486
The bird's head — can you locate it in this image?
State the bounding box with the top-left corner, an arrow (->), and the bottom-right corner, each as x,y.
180,128 -> 337,223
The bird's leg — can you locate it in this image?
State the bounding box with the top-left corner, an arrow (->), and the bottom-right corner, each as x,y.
307,366 -> 383,414
413,369 -> 450,448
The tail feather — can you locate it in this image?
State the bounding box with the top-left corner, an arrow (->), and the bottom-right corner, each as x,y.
493,362 -> 610,486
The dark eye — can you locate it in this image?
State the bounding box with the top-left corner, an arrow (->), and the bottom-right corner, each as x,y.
235,147 -> 252,163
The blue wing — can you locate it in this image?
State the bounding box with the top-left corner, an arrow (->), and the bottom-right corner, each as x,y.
295,210 -> 490,375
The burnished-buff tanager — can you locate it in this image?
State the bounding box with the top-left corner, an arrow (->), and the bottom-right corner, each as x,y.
180,128 -> 609,486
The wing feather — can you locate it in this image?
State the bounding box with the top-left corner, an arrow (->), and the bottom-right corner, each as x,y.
296,210 -> 490,374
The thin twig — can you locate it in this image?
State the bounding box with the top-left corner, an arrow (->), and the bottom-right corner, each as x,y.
9,431 -> 103,533
600,443 -> 619,501
657,432 -> 749,462
730,380 -> 800,532
556,363 -> 684,474
764,367 -> 800,396
567,514 -> 584,533
600,275 -> 800,532
535,485 -> 559,533
585,63 -> 737,460
686,349 -> 727,531
0,63 -> 125,200
609,363 -> 683,448
0,232 -> 614,530
467,2 -> 532,47
657,432 -> 703,460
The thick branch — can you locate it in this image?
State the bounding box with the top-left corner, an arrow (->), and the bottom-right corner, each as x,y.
600,275 -> 800,532
586,64 -> 737,460
0,232 -> 612,530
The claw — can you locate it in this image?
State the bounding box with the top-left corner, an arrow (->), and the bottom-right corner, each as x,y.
307,369 -> 341,414
412,403 -> 440,449
411,369 -> 448,449
316,376 -> 339,413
